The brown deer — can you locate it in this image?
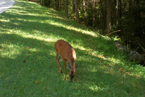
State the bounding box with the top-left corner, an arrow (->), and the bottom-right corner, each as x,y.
54,39 -> 78,82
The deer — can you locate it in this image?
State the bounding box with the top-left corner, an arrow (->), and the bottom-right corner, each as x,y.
54,39 -> 78,82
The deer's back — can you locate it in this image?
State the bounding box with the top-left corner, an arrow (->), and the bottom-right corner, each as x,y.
55,39 -> 76,61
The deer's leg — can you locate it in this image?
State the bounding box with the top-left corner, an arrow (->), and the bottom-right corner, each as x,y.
63,59 -> 67,80
56,54 -> 62,73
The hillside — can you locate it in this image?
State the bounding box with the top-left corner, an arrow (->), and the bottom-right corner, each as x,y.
0,0 -> 145,96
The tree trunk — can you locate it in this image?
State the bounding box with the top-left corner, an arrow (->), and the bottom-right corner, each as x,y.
59,0 -> 61,10
55,0 -> 59,10
92,0 -> 95,28
106,0 -> 112,33
82,0 -> 86,12
72,0 -> 75,13
118,0 -> 121,18
116,0 -> 119,26
65,0 -> 68,17
75,0 -> 79,22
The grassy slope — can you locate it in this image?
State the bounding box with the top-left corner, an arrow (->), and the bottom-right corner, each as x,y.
0,0 -> 145,96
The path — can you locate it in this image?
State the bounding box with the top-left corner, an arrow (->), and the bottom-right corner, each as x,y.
0,0 -> 15,14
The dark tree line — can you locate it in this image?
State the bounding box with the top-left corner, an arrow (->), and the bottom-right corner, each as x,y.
28,0 -> 145,54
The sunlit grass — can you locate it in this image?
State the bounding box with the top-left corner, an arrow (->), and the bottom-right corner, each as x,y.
49,20 -> 98,37
0,0 -> 145,97
0,43 -> 20,59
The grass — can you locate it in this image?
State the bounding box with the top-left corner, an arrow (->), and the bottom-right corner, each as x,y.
0,0 -> 145,96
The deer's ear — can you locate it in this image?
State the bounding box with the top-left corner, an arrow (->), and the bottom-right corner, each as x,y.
75,64 -> 78,69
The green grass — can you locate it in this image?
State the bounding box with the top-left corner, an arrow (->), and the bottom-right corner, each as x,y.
0,0 -> 145,97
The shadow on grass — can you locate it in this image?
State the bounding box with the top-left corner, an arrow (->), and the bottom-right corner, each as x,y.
0,33 -> 55,72
0,0 -> 145,96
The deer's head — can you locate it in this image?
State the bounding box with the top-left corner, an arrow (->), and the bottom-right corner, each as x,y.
69,64 -> 78,82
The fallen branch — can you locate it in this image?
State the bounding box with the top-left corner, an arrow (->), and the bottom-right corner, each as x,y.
138,42 -> 145,51
106,30 -> 121,36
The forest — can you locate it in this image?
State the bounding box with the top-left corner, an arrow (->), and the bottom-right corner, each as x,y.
28,0 -> 145,64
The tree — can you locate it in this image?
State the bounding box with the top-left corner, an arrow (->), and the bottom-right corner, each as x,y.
92,0 -> 95,28
65,0 -> 68,17
106,0 -> 112,33
72,0 -> 75,13
55,0 -> 60,10
75,0 -> 79,22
